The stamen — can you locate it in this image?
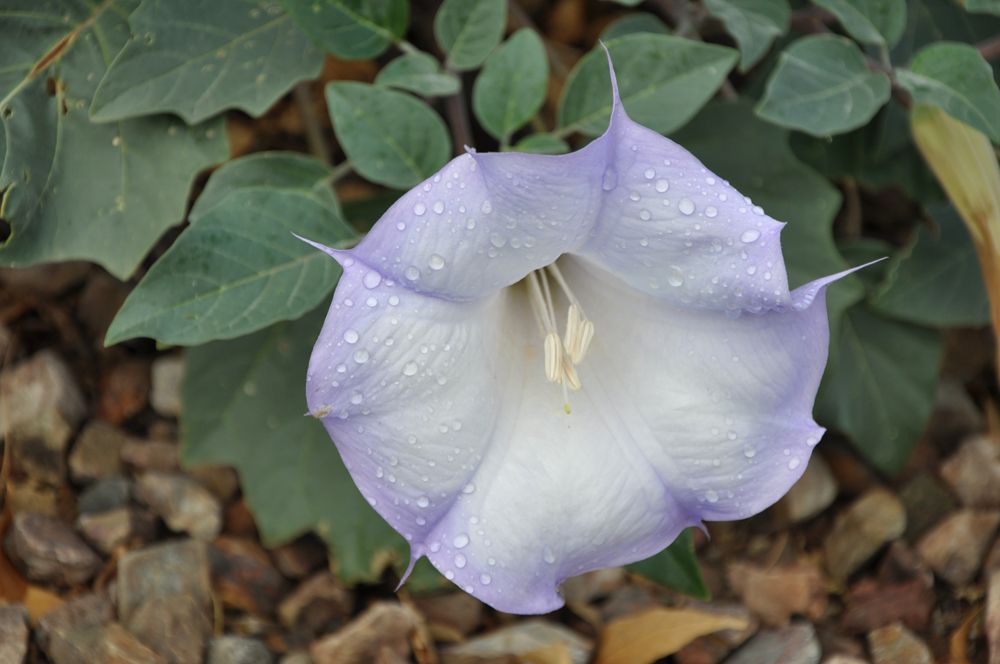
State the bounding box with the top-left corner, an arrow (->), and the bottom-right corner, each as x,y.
562,361 -> 581,391
546,264 -> 594,364
543,332 -> 562,383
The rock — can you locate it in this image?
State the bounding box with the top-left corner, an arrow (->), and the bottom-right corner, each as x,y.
916,509 -> 1000,585
776,455 -> 838,525
117,539 -> 211,622
0,262 -> 89,296
278,654 -> 311,664
135,472 -> 222,540
225,499 -> 259,538
121,440 -> 180,472
36,593 -> 115,663
898,474 -> 957,542
278,571 -> 353,634
79,476 -> 133,514
77,507 -> 157,554
3,480 -> 65,517
841,578 -> 933,633
0,604 -> 29,664
98,359 -> 150,425
69,421 -> 133,483
210,537 -> 289,615
5,511 -> 101,586
824,488 -> 906,580
727,561 -> 827,627
673,603 -> 757,664
187,465 -> 240,503
100,623 -> 165,664
987,570 -> 1000,664
866,622 -> 932,664
925,380 -> 985,448
941,436 -> 1000,508
440,619 -> 593,664
311,602 -> 422,664
77,272 -> 129,342
270,536 -> 326,579
0,350 -> 86,485
724,622 -> 820,664
412,592 -> 483,641
128,594 -> 212,664
150,356 -> 184,417
207,636 -> 272,664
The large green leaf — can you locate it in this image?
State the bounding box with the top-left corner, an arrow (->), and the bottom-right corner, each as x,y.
756,35 -> 891,136
871,203 -> 990,327
106,190 -> 354,346
433,0 -> 508,71
894,0 -> 1000,73
626,530 -> 708,599
0,0 -> 227,279
704,0 -> 789,72
966,0 -> 1000,15
817,306 -> 942,475
600,12 -> 670,41
472,29 -> 548,142
279,0 -> 408,59
896,42 -> 1000,143
558,34 -> 738,136
182,306 -> 407,582
375,52 -> 460,97
90,0 -> 322,123
513,133 -> 570,155
190,151 -> 342,222
811,0 -> 906,47
326,82 -> 451,189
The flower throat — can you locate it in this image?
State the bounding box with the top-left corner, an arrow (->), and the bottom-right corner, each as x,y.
525,263 -> 594,415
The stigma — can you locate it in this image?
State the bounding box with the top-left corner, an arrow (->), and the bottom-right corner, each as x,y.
525,263 -> 594,414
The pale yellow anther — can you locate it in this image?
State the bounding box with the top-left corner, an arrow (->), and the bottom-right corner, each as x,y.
573,319 -> 594,364
562,360 -> 581,391
543,332 -> 563,383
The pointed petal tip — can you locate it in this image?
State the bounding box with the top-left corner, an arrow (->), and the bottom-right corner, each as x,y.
293,232 -> 351,265
395,553 -> 420,592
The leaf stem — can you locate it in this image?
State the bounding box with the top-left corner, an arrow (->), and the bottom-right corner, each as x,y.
979,35 -> 1000,61
327,160 -> 353,184
294,83 -> 331,165
396,39 -> 420,55
444,83 -> 474,155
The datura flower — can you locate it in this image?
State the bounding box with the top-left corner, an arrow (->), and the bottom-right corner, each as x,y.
303,59 -> 852,614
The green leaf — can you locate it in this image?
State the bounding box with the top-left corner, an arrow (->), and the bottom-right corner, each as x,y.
626,530 -> 708,599
966,0 -> 1000,16
896,42 -> 1000,142
871,203 -> 990,327
0,0 -> 228,279
434,0 -> 508,71
512,133 -> 570,154
90,0 -> 322,123
190,151 -> 341,222
894,0 -> 1000,72
811,0 -> 907,47
182,306 -> 407,582
472,29 -> 547,142
703,0 -> 789,71
817,306 -> 942,475
279,0 -> 408,59
326,82 -> 451,189
756,35 -> 891,137
375,52 -> 460,97
106,190 -> 355,346
600,12 -> 669,40
558,34 -> 738,136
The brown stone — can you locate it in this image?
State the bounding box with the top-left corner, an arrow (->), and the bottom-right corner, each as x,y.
36,593 -> 115,663
722,622 -> 820,664
917,509 -> 1000,585
206,636 -> 272,664
77,272 -> 129,342
127,594 -> 212,664
0,604 -> 29,664
867,622 -> 932,664
841,578 -> 933,633
776,455 -> 838,525
97,359 -> 150,425
824,488 -> 906,580
69,421 -> 133,483
77,507 -> 157,554
673,603 -> 757,664
150,356 -> 184,417
412,592 -> 484,640
270,535 -> 326,579
941,435 -> 1000,508
117,540 -> 212,623
987,570 -> 1000,664
187,465 -> 240,503
0,262 -> 90,296
135,472 -> 222,540
311,602 -> 421,664
5,511 -> 101,586
1,350 -> 86,485
121,440 -> 180,472
278,571 -> 353,634
210,537 -> 289,615
101,623 -> 165,664
898,473 -> 957,542
727,561 -> 827,627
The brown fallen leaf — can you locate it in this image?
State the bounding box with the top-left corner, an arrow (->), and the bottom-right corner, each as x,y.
522,641 -> 574,664
596,607 -> 749,664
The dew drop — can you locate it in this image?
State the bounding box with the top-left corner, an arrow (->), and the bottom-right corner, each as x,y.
413,203 -> 426,216
705,206 -> 718,218
343,329 -> 359,344
403,361 -> 418,377
643,168 -> 655,180
678,198 -> 695,215
462,482 -> 476,494
601,167 -> 618,191
453,533 -> 470,549
543,547 -> 556,564
480,573 -> 492,585
740,229 -> 761,243
388,295 -> 400,306
350,391 -> 363,405
667,266 -> 684,288
744,446 -> 757,458
489,233 -> 507,248
404,266 -> 420,281
362,271 -> 382,289
454,553 -> 467,568
705,489 -> 719,503
353,350 -> 369,364
432,200 -> 445,214
481,200 -> 493,214
428,254 -> 446,271
417,496 -> 429,508
655,179 -> 669,193
639,209 -> 651,221
788,457 -> 801,470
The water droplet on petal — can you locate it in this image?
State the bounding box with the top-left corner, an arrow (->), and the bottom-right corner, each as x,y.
667,266 -> 684,288
343,329 -> 359,344
453,533 -> 470,549
543,547 -> 556,564
413,203 -> 426,216
404,266 -> 420,281
643,168 -> 655,180
788,457 -> 801,470
705,206 -> 718,218
417,496 -> 429,508
655,179 -> 669,193
462,482 -> 475,494
428,254 -> 446,271
363,272 -> 382,289
454,553 -> 467,568
403,362 -> 418,377
433,201 -> 445,214
481,200 -> 493,214
353,350 -> 369,364
740,229 -> 761,243
480,573 -> 491,585
705,489 -> 719,503
601,167 -> 618,191
678,198 -> 695,215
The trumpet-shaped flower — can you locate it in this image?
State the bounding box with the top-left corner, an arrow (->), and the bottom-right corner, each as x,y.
303,60 -> 852,614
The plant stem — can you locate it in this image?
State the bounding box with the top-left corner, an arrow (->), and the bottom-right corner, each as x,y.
445,83 -> 474,155
508,1 -> 570,81
293,83 -> 331,164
